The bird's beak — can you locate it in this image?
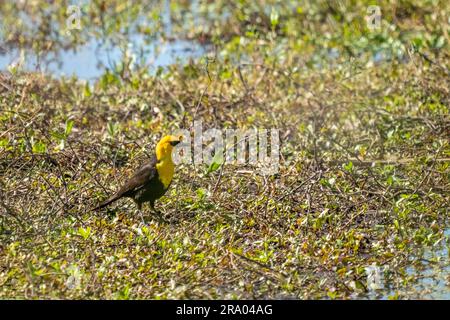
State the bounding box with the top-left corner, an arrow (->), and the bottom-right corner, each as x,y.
169,135 -> 183,146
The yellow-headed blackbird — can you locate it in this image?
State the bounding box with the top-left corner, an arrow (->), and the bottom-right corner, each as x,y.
93,135 -> 182,213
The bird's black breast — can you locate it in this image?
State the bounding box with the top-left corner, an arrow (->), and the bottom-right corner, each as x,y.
112,155 -> 167,205
132,167 -> 169,205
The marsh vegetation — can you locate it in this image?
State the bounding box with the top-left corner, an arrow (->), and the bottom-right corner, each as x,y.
0,0 -> 449,299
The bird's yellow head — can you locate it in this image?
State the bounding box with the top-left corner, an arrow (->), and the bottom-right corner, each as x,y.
155,135 -> 182,161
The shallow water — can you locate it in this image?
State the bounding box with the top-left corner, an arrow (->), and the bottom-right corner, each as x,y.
0,0 -> 209,80
401,228 -> 450,299
361,228 -> 449,299
0,37 -> 208,80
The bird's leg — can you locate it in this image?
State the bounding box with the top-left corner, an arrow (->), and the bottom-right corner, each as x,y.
136,201 -> 146,225
150,202 -> 168,223
150,201 -> 161,216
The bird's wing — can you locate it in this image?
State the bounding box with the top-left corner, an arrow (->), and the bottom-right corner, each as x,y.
114,156 -> 158,198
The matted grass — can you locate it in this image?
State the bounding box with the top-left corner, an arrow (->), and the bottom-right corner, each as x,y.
0,0 -> 449,299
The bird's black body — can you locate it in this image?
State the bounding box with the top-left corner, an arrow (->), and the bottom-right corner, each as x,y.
93,155 -> 169,211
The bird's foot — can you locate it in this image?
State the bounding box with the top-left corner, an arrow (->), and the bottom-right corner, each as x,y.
151,210 -> 170,224
138,212 -> 148,225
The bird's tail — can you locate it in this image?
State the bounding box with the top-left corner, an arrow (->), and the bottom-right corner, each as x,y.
91,195 -> 119,211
